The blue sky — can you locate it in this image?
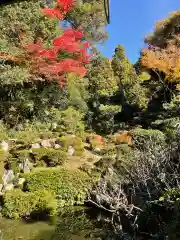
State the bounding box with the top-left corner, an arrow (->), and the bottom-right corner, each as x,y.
99,0 -> 180,63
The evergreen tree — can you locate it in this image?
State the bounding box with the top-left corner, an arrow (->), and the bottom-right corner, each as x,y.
112,45 -> 148,109
86,53 -> 121,133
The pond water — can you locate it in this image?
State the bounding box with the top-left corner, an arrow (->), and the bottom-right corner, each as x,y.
1,206 -> 177,239
0,207 -> 122,240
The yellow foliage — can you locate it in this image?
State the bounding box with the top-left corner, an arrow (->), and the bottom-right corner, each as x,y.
141,44 -> 180,82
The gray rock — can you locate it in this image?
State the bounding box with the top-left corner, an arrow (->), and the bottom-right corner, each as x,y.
18,178 -> 25,185
68,146 -> 75,156
54,144 -> 61,149
0,141 -> 8,151
19,158 -> 32,173
51,122 -> 57,130
4,183 -> 14,191
93,147 -> 101,153
2,170 -> 14,186
41,139 -> 52,148
31,143 -> 40,149
107,167 -> 114,177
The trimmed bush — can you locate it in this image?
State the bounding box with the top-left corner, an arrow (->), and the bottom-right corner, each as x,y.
130,128 -> 166,148
59,136 -> 84,156
31,148 -> 67,167
12,148 -> 67,167
2,189 -> 57,219
23,168 -> 94,207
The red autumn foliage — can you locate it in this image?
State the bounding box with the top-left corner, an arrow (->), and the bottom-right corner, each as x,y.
42,8 -> 64,20
57,0 -> 75,13
25,0 -> 91,86
42,0 -> 74,20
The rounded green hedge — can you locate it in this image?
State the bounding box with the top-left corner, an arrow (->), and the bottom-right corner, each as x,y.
23,168 -> 95,207
2,189 -> 57,219
11,148 -> 67,168
31,148 -> 67,167
130,128 -> 166,148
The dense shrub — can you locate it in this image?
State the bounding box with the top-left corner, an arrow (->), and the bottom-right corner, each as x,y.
59,136 -> 84,156
90,138 -> 104,149
130,128 -> 166,149
9,130 -> 41,145
100,143 -> 116,156
23,168 -> 95,206
2,189 -> 57,219
31,148 -> 67,167
94,156 -> 116,172
11,148 -> 67,168
52,107 -> 85,137
12,149 -> 30,160
115,144 -> 134,164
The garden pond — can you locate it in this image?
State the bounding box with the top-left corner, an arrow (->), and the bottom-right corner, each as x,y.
0,207 -> 122,240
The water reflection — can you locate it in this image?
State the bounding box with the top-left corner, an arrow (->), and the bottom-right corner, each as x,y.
34,207 -> 123,240
1,203 -> 180,239
1,206 -> 169,240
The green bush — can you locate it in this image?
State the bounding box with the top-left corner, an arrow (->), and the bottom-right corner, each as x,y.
160,188 -> 180,202
8,130 -> 40,145
23,168 -> 94,207
100,143 -> 116,156
12,148 -> 67,167
59,136 -> 84,156
114,144 -> 135,179
2,189 -> 57,219
0,149 -> 9,162
9,150 -> 34,173
12,149 -> 30,159
51,107 -> 85,137
94,156 -> 116,172
31,148 -> 67,167
130,128 -> 166,148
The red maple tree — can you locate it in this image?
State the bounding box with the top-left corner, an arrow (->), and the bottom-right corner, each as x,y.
25,0 -> 91,87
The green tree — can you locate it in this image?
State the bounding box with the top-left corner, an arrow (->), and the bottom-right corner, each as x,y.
111,45 -> 148,109
145,10 -> 180,48
86,53 -> 122,133
66,0 -> 108,43
0,0 -> 91,130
